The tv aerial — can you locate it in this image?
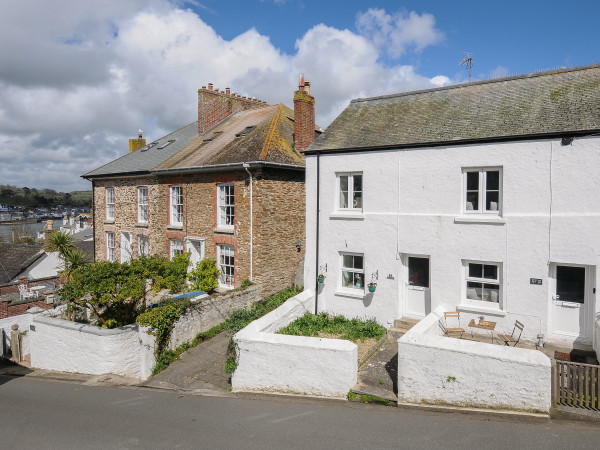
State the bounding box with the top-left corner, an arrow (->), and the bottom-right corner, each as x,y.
460,53 -> 474,81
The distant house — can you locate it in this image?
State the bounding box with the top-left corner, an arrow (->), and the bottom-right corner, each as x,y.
305,64 -> 600,348
83,76 -> 319,292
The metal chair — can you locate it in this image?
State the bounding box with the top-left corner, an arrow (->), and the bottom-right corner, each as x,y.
497,320 -> 524,346
18,285 -> 35,301
443,312 -> 465,338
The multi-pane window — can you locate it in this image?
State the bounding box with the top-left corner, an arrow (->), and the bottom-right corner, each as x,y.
465,262 -> 501,303
218,184 -> 235,227
464,168 -> 501,214
170,239 -> 183,260
338,173 -> 362,211
138,235 -> 149,258
341,253 -> 364,289
105,187 -> 115,221
106,232 -> 115,262
138,187 -> 148,224
218,244 -> 235,288
170,185 -> 183,225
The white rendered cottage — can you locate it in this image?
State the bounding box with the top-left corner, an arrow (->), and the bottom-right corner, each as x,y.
304,64 -> 600,348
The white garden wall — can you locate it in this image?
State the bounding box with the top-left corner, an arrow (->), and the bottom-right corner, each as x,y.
232,290 -> 358,398
30,316 -> 156,381
397,306 -> 552,413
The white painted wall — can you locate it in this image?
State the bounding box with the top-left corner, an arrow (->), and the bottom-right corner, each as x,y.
30,316 -> 156,380
19,251 -> 62,280
305,136 -> 600,343
232,290 -> 358,398
397,306 -> 552,412
0,309 -> 43,357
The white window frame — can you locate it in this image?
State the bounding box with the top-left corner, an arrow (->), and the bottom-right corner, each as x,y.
463,260 -> 502,307
105,187 -> 115,221
120,231 -> 132,263
340,252 -> 365,292
217,244 -> 235,288
170,185 -> 183,226
106,231 -> 115,262
170,239 -> 184,260
138,234 -> 149,258
137,187 -> 149,224
336,172 -> 363,212
463,167 -> 502,215
217,183 -> 235,228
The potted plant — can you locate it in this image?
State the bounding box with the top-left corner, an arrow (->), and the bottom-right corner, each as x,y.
355,273 -> 363,288
317,274 -> 325,284
368,282 -> 377,293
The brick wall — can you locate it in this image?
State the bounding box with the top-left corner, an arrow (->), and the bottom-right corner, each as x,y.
93,167 -> 305,294
293,89 -> 315,154
198,86 -> 267,134
0,276 -> 61,296
0,297 -> 54,319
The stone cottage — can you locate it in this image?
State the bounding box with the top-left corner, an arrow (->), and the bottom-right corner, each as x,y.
83,76 -> 319,292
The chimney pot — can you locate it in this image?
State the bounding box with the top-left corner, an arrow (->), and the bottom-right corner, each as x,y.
226,87 -> 231,95
208,83 -> 213,90
201,85 -> 206,89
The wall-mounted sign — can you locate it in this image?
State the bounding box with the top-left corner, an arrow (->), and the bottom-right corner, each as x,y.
530,278 -> 543,285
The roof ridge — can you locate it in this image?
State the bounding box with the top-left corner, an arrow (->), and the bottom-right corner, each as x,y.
351,63 -> 600,104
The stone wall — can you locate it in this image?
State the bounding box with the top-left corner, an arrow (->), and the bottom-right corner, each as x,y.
169,284 -> 262,349
93,167 -> 305,294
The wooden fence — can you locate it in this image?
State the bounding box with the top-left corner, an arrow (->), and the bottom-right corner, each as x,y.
555,360 -> 600,411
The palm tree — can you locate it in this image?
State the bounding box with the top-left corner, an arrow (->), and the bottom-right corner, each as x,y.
44,230 -> 76,260
62,248 -> 89,281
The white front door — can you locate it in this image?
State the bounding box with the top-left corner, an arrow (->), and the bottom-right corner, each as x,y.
120,232 -> 132,263
549,264 -> 594,343
186,238 -> 204,271
404,255 -> 431,319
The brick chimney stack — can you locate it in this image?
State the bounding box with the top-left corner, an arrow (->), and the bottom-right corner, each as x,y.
293,73 -> 315,155
198,84 -> 267,134
129,130 -> 146,153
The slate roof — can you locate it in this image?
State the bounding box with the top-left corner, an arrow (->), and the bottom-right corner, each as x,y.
0,243 -> 44,284
83,104 -> 305,179
308,64 -> 600,153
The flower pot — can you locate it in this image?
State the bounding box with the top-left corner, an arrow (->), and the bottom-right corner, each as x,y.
317,276 -> 325,284
368,284 -> 376,293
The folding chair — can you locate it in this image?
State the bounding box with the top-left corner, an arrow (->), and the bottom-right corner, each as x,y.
443,312 -> 465,338
497,320 -> 524,346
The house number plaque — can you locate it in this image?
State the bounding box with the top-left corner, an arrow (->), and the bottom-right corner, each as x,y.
530,278 -> 542,285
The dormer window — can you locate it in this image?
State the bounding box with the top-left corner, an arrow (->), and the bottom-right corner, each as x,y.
235,126 -> 256,137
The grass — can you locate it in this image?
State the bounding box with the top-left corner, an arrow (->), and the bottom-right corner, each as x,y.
277,312 -> 386,342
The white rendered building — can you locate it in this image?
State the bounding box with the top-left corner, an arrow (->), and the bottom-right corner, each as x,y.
305,65 -> 600,347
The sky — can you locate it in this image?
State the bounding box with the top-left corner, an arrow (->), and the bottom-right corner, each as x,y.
1,0 -> 599,192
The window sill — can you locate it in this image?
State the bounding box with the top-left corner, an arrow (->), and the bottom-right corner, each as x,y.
457,303 -> 507,317
334,289 -> 366,299
329,212 -> 365,220
214,227 -> 234,235
454,216 -> 505,225
135,223 -> 149,228
104,220 -> 114,225
167,225 -> 183,230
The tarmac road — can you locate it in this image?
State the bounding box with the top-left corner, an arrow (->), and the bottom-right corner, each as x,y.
1,375 -> 599,449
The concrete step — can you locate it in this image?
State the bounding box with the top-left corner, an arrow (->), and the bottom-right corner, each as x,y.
393,317 -> 420,331
387,327 -> 407,340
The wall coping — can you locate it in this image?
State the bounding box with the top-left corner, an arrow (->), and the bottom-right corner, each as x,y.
33,315 -> 138,336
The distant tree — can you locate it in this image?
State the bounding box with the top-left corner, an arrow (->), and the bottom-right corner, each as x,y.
1,188 -> 14,198
23,187 -> 31,196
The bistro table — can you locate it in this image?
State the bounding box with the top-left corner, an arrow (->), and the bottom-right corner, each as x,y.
468,319 -> 497,343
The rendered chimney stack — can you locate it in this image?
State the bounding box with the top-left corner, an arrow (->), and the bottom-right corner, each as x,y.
129,129 -> 147,153
293,73 -> 315,155
198,83 -> 268,134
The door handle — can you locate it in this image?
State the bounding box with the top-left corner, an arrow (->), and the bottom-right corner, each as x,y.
560,302 -> 579,308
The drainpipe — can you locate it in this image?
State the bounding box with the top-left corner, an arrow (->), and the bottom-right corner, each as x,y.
92,182 -> 96,261
314,152 -> 320,314
243,163 -> 253,281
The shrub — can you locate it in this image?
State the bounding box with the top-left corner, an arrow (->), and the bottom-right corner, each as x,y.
188,258 -> 220,293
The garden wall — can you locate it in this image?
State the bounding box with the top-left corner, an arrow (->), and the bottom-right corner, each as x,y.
232,289 -> 358,398
397,306 -> 552,413
0,309 -> 40,359
169,284 -> 261,350
29,316 -> 156,380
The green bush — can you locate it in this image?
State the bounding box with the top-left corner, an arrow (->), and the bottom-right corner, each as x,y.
136,298 -> 191,349
188,259 -> 220,293
241,279 -> 254,288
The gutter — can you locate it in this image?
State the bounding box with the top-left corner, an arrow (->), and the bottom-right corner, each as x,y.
152,161 -> 305,176
305,129 -> 600,156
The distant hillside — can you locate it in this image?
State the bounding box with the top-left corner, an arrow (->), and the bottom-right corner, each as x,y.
0,185 -> 92,208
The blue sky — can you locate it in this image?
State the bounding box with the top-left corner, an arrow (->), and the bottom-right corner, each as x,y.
0,0 -> 599,191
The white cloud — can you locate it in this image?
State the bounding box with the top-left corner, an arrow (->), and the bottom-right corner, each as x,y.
0,2 -> 448,191
356,8 -> 444,58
